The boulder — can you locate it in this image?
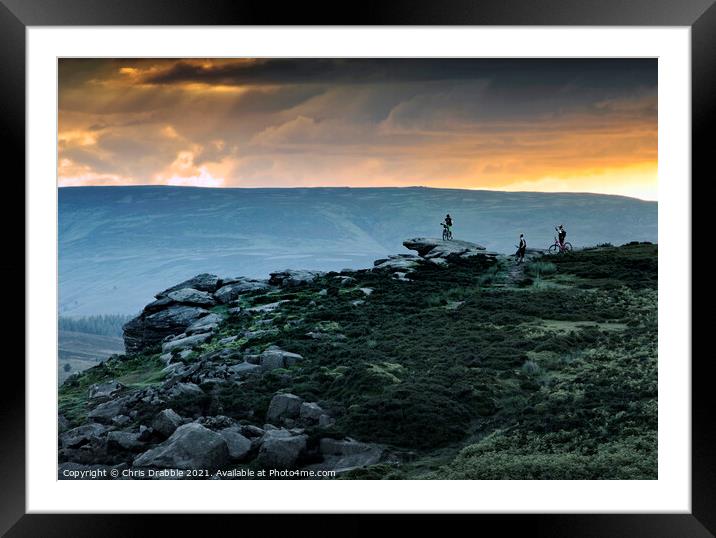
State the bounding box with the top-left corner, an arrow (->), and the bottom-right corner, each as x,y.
268,269 -> 324,288
185,313 -> 223,335
111,415 -> 131,427
218,427 -> 252,461
156,273 -> 221,298
259,346 -> 303,371
152,409 -> 184,438
88,380 -> 124,401
256,429 -> 307,468
166,288 -> 217,307
133,423 -> 229,470
59,423 -> 108,449
299,402 -> 325,422
165,382 -> 204,400
214,279 -> 271,304
161,332 -> 212,352
142,296 -> 175,314
106,431 -> 144,451
373,255 -> 420,272
227,362 -> 261,378
123,305 -> 211,354
266,393 -> 304,422
87,395 -> 134,424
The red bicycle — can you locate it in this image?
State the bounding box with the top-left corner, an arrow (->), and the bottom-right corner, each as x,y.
549,236 -> 572,254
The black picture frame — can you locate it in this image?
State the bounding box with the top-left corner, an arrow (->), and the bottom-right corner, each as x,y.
3,1 -> 710,535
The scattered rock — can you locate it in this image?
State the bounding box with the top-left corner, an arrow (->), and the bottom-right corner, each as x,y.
214,278 -> 271,303
299,402 -> 325,422
259,346 -> 303,371
133,423 -> 229,470
373,255 -> 420,272
111,415 -> 131,427
266,393 -> 304,422
218,427 -> 252,461
185,313 -> 223,335
161,332 -> 212,353
167,288 -> 217,306
152,409 -> 184,438
269,269 -> 325,288
359,288 -> 373,296
256,429 -> 307,468
59,423 -> 109,449
88,395 -> 133,424
107,431 -> 144,451
165,382 -> 204,400
227,362 -> 261,378
88,380 -> 124,401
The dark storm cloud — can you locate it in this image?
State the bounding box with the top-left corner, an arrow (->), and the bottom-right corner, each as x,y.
141,58 -> 656,89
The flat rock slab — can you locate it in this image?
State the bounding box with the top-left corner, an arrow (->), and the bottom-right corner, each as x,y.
403,237 -> 487,259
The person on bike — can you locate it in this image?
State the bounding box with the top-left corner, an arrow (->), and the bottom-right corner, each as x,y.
517,233 -> 527,264
443,214 -> 453,239
555,224 -> 567,247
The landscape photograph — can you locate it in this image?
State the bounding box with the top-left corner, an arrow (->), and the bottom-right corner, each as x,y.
57,58 -> 658,480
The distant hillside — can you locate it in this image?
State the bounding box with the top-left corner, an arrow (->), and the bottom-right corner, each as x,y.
59,186 -> 657,315
58,330 -> 125,385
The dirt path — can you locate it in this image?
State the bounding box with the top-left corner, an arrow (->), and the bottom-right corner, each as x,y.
506,260 -> 526,286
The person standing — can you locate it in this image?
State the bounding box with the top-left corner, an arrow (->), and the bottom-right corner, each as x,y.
517,233 -> 527,264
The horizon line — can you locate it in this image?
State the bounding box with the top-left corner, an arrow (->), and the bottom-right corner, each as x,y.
57,184 -> 657,202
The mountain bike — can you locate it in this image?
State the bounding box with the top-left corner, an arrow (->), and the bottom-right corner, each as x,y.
548,236 -> 572,254
441,223 -> 453,241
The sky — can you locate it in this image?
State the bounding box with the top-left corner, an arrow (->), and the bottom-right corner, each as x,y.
58,58 -> 658,200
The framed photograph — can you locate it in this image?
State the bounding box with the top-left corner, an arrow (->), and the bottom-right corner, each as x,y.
5,0 -> 711,534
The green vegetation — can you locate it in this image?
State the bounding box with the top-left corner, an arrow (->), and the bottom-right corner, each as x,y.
59,243 -> 657,479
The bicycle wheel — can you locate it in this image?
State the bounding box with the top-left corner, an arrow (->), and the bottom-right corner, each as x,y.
548,244 -> 559,254
563,242 -> 573,252
442,230 -> 448,240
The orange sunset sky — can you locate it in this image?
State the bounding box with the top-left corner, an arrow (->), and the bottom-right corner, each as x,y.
58,58 -> 658,200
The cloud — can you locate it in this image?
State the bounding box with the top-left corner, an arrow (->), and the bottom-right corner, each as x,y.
58,58 -> 658,199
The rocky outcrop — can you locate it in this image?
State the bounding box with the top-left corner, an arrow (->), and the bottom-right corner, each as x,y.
156,273 -> 221,298
214,278 -> 271,304
373,254 -> 420,272
403,237 -> 497,260
269,269 -> 324,288
123,305 -> 212,353
166,288 -> 217,306
133,423 -> 229,470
